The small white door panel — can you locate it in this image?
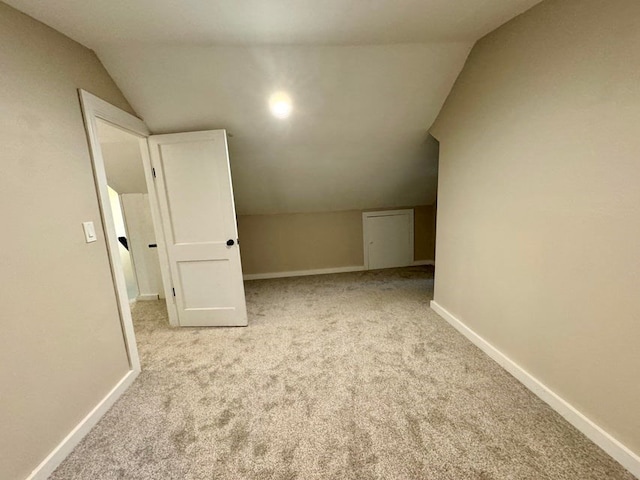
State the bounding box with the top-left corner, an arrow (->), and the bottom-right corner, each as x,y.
148,130 -> 247,327
363,210 -> 414,270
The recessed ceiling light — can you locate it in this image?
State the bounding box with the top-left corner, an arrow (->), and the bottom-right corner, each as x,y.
269,91 -> 292,119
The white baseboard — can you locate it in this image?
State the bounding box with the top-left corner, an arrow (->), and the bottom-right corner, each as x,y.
26,369 -> 140,480
243,265 -> 365,281
244,262 -> 434,281
430,300 -> 640,479
412,260 -> 435,266
136,293 -> 159,301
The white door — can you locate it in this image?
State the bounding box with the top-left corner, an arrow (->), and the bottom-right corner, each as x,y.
363,210 -> 414,270
148,130 -> 247,327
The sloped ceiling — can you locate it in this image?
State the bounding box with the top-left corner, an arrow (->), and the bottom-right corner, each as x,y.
99,44 -> 468,214
6,0 -> 542,215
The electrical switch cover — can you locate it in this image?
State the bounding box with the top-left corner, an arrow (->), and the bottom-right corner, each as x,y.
82,221 -> 97,243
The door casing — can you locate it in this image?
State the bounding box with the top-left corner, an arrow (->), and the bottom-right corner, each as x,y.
79,89 -> 178,377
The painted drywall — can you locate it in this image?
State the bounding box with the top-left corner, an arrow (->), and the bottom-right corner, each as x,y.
108,186 -> 138,301
4,0 -> 542,46
431,0 -> 640,458
96,44 -> 465,215
4,0 -> 544,218
0,3 -> 135,479
238,206 -> 435,275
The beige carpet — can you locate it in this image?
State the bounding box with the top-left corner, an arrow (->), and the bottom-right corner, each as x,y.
50,266 -> 634,479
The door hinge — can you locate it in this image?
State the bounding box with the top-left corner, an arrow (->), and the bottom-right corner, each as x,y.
152,167 -> 156,178
172,287 -> 175,297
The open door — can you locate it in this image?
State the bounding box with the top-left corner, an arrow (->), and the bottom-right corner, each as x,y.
147,130 -> 248,327
80,90 -> 247,329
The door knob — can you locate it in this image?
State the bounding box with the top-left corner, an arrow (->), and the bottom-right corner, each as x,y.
226,239 -> 235,246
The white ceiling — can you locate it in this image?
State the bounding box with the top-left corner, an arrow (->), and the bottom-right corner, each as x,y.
7,0 -> 541,214
5,0 -> 542,46
99,43 -> 468,214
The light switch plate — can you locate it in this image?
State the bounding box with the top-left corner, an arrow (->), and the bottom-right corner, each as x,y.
82,221 -> 97,243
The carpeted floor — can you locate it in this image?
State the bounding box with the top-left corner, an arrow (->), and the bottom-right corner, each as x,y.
50,266 -> 634,479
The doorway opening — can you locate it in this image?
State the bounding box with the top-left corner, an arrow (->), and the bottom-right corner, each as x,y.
79,90 -> 171,373
79,90 -> 249,369
97,120 -> 165,306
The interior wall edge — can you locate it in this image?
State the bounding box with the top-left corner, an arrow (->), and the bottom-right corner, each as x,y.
25,370 -> 139,480
430,300 -> 640,479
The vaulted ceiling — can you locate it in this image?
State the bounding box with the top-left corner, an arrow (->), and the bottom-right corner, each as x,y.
6,0 -> 542,214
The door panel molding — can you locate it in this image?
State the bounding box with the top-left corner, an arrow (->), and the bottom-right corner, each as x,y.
147,130 -> 248,327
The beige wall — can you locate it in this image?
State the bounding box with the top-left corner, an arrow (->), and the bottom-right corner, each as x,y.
238,205 -> 436,274
431,0 -> 640,458
0,3 -> 136,479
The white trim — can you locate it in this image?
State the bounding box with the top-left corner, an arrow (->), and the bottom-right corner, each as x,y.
243,262 -> 434,280
430,300 -> 640,479
362,209 -> 414,270
79,89 -> 145,371
412,260 -> 435,266
244,265 -> 365,281
136,293 -> 160,301
26,370 -> 139,480
363,209 -> 415,216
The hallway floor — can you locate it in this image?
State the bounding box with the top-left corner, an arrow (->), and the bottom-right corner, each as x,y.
50,267 -> 634,479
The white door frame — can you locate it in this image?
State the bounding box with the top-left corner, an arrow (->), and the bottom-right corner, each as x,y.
362,209 -> 414,270
78,90 -> 178,373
